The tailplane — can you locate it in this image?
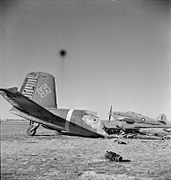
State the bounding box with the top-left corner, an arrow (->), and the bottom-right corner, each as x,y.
19,72 -> 57,109
156,113 -> 167,124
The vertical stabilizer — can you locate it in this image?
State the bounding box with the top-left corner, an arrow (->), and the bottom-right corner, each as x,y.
20,72 -> 57,109
156,113 -> 167,124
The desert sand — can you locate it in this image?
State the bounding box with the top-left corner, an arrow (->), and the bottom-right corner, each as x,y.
1,120 -> 171,180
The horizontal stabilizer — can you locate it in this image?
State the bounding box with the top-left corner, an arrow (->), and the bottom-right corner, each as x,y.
0,88 -> 66,131
7,87 -> 18,93
157,114 -> 167,124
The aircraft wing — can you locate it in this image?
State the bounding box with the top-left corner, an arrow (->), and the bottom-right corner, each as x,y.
103,118 -> 171,131
117,120 -> 171,129
132,123 -> 171,129
0,88 -> 66,131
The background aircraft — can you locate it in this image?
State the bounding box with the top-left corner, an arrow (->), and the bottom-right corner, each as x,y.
1,72 -> 171,137
108,107 -> 171,132
112,110 -> 167,125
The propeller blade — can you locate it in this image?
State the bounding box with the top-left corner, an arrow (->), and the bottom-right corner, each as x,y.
109,105 -> 112,121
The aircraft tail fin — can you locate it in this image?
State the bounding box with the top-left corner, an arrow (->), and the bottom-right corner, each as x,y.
157,114 -> 167,124
19,72 -> 57,109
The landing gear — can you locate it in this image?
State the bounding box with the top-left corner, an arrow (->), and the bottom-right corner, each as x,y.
27,123 -> 39,136
55,130 -> 62,135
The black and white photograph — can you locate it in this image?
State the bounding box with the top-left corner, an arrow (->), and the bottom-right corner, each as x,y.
1,0 -> 171,179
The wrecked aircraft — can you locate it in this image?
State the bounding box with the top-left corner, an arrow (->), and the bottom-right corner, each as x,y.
0,72 -> 171,138
106,106 -> 171,133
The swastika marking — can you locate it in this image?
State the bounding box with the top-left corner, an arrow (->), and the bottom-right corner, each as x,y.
37,84 -> 51,97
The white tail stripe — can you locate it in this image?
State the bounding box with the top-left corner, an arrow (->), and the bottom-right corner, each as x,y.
27,79 -> 37,83
26,82 -> 37,85
23,89 -> 34,93
25,83 -> 36,87
24,87 -> 34,90
27,78 -> 37,81
27,75 -> 38,79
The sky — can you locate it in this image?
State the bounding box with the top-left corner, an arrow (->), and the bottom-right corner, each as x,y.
0,0 -> 171,120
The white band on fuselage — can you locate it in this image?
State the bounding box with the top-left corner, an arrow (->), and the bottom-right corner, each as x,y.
65,109 -> 74,131
66,109 -> 74,121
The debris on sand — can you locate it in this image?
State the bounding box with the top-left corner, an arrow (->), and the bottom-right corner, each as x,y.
107,128 -> 171,140
114,139 -> 127,144
105,151 -> 123,162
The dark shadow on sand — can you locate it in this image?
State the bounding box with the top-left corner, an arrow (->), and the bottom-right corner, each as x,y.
120,159 -> 131,162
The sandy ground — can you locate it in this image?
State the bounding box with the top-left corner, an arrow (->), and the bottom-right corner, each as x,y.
1,120 -> 171,180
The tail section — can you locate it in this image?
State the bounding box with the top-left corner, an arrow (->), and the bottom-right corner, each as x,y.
20,72 -> 57,109
156,113 -> 167,124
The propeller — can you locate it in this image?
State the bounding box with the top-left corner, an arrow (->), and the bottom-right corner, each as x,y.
108,105 -> 112,122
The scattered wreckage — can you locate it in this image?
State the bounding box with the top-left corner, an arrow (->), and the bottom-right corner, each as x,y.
102,125 -> 171,141
105,151 -> 123,162
105,151 -> 131,163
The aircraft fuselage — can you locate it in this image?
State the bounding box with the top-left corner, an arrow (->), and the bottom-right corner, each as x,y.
112,111 -> 164,125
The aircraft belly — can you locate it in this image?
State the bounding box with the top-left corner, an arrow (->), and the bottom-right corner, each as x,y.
68,121 -> 104,137
11,108 -> 66,131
